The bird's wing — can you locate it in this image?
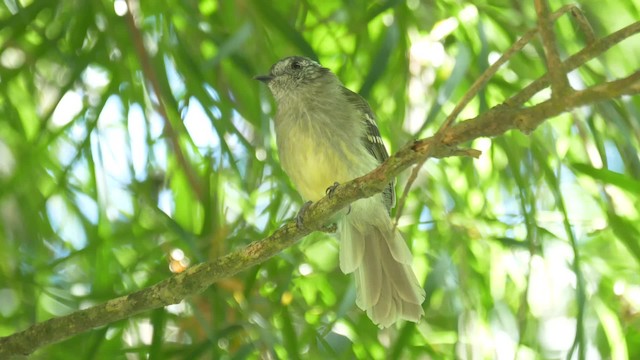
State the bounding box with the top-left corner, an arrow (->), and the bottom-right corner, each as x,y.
341,87 -> 396,211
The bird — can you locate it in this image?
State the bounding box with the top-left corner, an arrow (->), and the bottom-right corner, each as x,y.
255,56 -> 425,328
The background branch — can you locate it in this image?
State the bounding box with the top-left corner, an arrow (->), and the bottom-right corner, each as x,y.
395,4 -> 587,227
535,0 -> 572,95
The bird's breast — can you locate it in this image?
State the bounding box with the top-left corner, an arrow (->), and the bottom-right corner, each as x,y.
277,124 -> 355,202
274,96 -> 377,202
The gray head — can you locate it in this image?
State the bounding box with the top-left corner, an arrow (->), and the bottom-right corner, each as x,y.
255,56 -> 337,100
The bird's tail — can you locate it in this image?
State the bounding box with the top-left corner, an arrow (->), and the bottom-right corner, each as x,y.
338,198 -> 425,328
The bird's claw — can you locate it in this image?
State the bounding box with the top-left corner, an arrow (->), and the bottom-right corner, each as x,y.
325,181 -> 340,197
325,181 -> 351,215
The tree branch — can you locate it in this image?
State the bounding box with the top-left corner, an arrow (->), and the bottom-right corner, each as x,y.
508,20 -> 640,107
535,0 -> 572,95
395,4 -> 599,227
1,19 -> 639,360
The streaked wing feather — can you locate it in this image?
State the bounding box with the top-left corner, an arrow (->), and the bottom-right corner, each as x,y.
341,87 -> 396,211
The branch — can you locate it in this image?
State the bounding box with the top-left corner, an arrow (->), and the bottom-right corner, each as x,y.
535,0 -> 572,95
395,4 -> 598,226
1,20 -> 639,359
508,20 -> 640,107
439,3 -> 581,132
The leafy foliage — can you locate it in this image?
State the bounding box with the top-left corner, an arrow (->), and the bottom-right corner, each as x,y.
0,0 -> 639,358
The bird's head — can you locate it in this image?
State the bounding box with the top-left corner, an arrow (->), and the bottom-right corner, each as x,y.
255,56 -> 335,100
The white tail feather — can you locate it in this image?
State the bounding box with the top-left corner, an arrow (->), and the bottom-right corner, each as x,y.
338,198 -> 425,328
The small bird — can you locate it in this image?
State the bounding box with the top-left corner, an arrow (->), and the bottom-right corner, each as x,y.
256,56 -> 425,328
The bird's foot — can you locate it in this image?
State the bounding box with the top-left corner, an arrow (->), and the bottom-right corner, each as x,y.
325,181 -> 351,215
325,181 -> 340,197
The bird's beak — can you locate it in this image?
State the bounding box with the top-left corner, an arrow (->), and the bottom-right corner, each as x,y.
254,74 -> 274,83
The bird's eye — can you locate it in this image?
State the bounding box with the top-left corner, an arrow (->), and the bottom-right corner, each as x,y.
290,61 -> 302,70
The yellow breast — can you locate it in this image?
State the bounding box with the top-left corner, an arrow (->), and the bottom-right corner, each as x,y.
278,128 -> 354,202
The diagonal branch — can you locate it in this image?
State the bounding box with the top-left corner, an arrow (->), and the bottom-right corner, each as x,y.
395,4 -> 584,228
508,20 -> 640,107
439,3 -> 580,132
394,4 -> 640,227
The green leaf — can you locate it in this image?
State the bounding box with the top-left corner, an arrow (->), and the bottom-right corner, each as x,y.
571,162 -> 640,192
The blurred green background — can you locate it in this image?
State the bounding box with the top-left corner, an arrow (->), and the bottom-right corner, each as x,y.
1,0 -> 639,358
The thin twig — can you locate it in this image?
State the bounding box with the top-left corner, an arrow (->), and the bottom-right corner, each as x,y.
393,151 -> 427,230
393,142 -> 479,229
439,4 -> 578,133
507,21 -> 640,107
535,0 -> 572,95
396,4 -> 581,226
570,6 -> 596,45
